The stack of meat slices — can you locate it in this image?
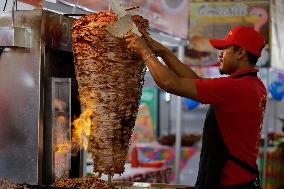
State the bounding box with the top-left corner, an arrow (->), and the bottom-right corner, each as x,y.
72,11 -> 149,175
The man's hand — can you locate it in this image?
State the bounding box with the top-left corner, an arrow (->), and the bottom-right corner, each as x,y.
139,29 -> 166,57
125,32 -> 153,59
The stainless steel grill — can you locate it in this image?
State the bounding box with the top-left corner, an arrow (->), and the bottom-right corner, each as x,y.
0,10 -> 81,185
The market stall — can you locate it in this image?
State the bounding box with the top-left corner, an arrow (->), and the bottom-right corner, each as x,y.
1,0 -> 284,189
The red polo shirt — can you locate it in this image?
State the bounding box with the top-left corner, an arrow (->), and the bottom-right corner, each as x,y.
195,68 -> 267,185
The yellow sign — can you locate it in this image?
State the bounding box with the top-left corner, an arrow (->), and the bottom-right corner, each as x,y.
187,1 -> 269,67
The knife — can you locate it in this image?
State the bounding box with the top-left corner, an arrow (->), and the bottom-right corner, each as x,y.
106,0 -> 141,38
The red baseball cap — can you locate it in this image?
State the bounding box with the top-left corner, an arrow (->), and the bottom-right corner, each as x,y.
209,26 -> 265,57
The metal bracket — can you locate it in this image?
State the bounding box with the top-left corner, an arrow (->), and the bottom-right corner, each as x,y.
0,0 -> 30,48
0,27 -> 31,48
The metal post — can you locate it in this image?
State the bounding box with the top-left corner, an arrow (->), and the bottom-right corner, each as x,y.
108,175 -> 112,184
12,0 -> 16,27
174,45 -> 185,184
262,68 -> 270,189
273,100 -> 278,132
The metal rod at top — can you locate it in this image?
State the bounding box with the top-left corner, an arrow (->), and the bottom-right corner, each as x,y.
72,0 -> 79,14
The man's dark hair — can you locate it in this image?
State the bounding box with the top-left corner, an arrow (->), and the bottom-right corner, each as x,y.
246,51 -> 259,65
232,45 -> 260,65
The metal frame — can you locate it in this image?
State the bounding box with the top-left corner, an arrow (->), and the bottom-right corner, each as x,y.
43,0 -> 94,15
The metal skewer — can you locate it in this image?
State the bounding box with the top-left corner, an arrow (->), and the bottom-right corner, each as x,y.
108,174 -> 112,184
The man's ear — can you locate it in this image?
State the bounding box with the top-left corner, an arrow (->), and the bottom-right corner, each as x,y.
237,48 -> 247,59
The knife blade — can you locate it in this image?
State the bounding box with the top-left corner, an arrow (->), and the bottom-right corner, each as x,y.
106,15 -> 141,38
106,0 -> 141,38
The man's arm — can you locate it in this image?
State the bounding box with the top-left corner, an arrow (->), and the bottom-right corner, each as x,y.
140,30 -> 201,79
125,32 -> 200,101
141,49 -> 199,101
159,47 -> 200,79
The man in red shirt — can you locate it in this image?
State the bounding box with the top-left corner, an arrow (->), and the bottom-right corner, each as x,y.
125,26 -> 267,189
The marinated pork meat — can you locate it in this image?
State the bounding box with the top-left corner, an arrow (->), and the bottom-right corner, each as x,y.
52,176 -> 113,189
72,11 -> 149,175
0,179 -> 21,189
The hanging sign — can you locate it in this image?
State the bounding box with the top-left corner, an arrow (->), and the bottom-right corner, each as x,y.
60,0 -> 189,38
186,1 -> 269,67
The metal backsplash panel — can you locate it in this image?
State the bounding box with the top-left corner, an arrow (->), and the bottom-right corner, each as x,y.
0,10 -> 74,184
0,10 -> 43,184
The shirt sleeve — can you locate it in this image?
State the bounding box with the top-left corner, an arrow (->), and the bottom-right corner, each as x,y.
195,77 -> 235,105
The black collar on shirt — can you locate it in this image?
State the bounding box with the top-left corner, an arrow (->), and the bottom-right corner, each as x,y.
233,72 -> 257,79
230,68 -> 259,79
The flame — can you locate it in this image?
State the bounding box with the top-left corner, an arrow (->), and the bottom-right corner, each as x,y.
72,109 -> 93,150
53,98 -> 71,154
55,143 -> 71,152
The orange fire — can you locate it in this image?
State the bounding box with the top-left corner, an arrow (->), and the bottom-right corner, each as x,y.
55,143 -> 72,152
72,109 -> 93,150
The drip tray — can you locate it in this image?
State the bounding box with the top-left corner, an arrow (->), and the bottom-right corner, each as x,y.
25,185 -> 78,189
24,182 -> 193,189
111,181 -> 193,189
